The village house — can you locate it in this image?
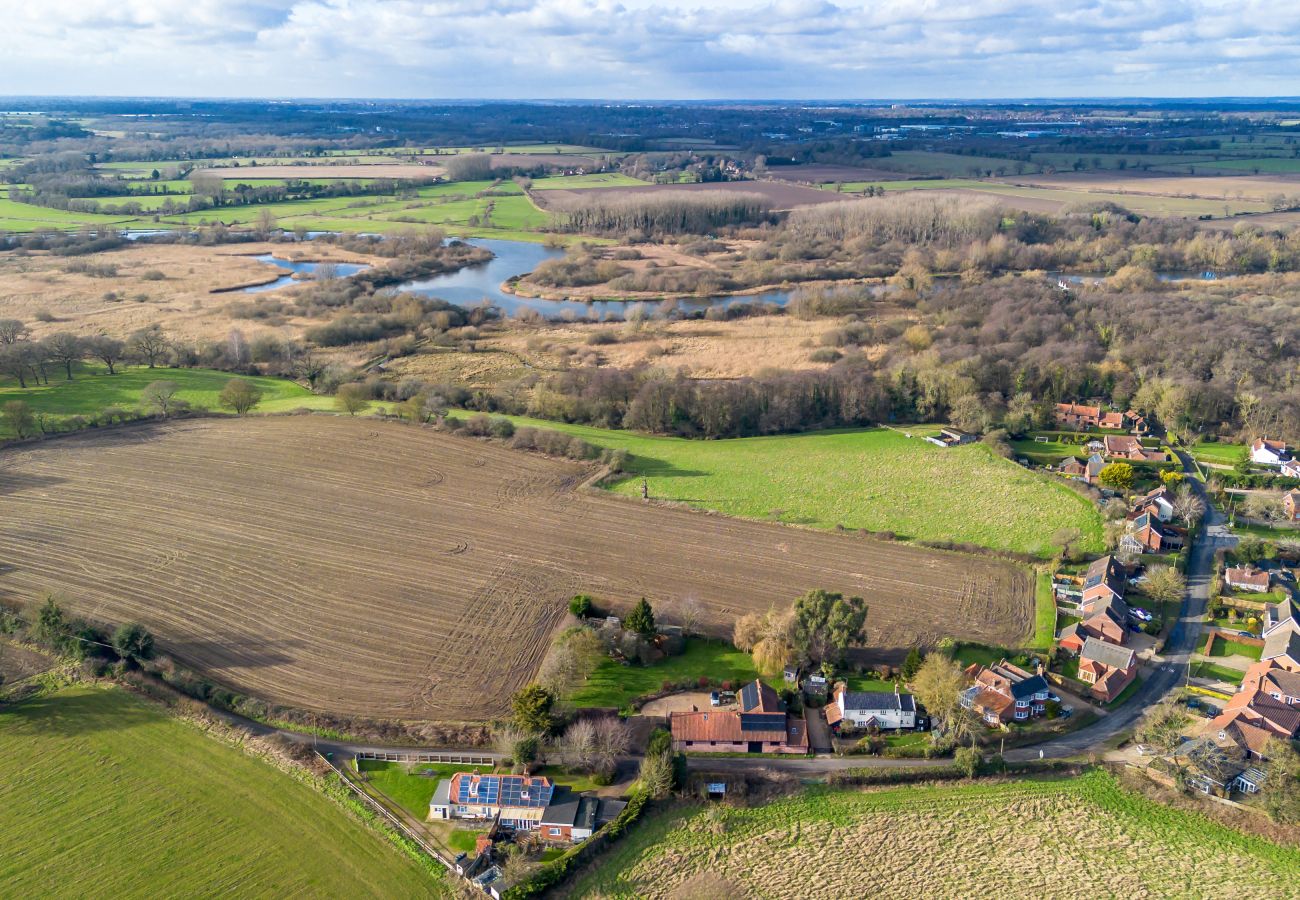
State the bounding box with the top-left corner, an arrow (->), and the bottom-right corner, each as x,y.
1059,595 -> 1129,652
429,773 -> 555,832
1132,486 -> 1175,523
1224,566 -> 1271,593
669,679 -> 809,754
1207,677 -> 1300,760
1120,512 -> 1183,555
1284,488 -> 1300,522
1081,555 -> 1126,607
825,684 -> 917,732
429,775 -> 625,845
1103,435 -> 1169,463
1262,598 -> 1300,669
1058,453 -> 1106,485
1054,404 -> 1149,434
1282,460 -> 1300,479
960,660 -> 1051,725
1077,637 -> 1138,703
1250,438 -> 1292,467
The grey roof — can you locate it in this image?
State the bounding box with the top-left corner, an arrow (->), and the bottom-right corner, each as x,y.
1261,667 -> 1300,697
575,796 -> 600,832
595,798 -> 627,825
1009,674 -> 1050,700
1059,622 -> 1080,640
841,691 -> 916,714
740,680 -> 784,714
1262,628 -> 1300,665
1234,767 -> 1268,787
431,778 -> 452,808
539,787 -> 580,826
1081,637 -> 1135,671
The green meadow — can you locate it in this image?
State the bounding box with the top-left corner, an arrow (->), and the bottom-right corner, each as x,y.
0,685 -> 443,899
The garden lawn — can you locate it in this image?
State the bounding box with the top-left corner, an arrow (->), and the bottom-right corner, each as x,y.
453,415 -> 1102,556
1190,441 -> 1247,467
1208,636 -> 1264,661
565,638 -> 763,710
0,685 -> 443,899
1192,661 -> 1247,685
356,759 -> 492,819
567,770 -> 1300,898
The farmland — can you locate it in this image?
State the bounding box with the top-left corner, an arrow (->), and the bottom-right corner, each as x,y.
449,414 -> 1103,557
0,684 -> 443,898
0,417 -> 1032,720
569,771 -> 1300,898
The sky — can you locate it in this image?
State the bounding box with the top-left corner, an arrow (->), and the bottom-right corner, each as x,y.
2,0 -> 1299,100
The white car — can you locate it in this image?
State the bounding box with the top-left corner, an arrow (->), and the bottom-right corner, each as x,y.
1130,608 -> 1154,623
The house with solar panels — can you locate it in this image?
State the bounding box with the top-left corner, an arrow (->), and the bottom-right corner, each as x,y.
668,679 -> 809,754
429,773 -> 555,832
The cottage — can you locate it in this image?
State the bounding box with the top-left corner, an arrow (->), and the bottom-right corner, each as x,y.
960,660 -> 1051,725
1059,594 -> 1129,652
1055,403 -> 1104,429
1103,435 -> 1169,463
670,679 -> 809,754
1250,438 -> 1292,467
1224,567 -> 1271,593
1078,637 -> 1138,703
1284,489 -> 1300,522
826,684 -> 917,732
1122,512 -> 1183,555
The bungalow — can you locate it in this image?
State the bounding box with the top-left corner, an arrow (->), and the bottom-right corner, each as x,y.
1224,567 -> 1271,593
537,791 -> 626,844
1284,489 -> 1300,522
429,773 -> 555,832
670,679 -> 809,754
1250,438 -> 1292,467
1059,595 -> 1129,652
1081,555 -> 1126,607
825,684 -> 917,732
1078,637 -> 1138,703
960,660 -> 1051,725
1103,435 -> 1169,463
1121,512 -> 1183,555
1132,486 -> 1175,523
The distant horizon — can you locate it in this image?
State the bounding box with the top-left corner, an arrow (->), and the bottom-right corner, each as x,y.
7,95 -> 1300,107
7,1 -> 1300,101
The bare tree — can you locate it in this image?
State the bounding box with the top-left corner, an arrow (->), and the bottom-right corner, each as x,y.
1173,484 -> 1206,530
43,333 -> 84,380
85,335 -> 126,375
591,717 -> 630,774
0,319 -> 29,346
141,380 -> 182,418
555,718 -> 596,771
128,324 -> 171,368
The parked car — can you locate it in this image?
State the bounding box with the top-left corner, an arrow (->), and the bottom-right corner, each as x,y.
709,691 -> 721,706
1130,608 -> 1153,622
1236,631 -> 1256,639
1048,692 -> 1061,703
1136,744 -> 1154,756
1060,706 -> 1074,719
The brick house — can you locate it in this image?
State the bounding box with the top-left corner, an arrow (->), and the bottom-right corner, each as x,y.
1132,486 -> 1175,523
1077,637 -> 1138,703
1283,488 -> 1300,522
1059,595 -> 1129,652
1121,512 -> 1183,555
1055,403 -> 1104,429
429,773 -> 555,831
670,679 -> 809,754
1081,555 -> 1126,607
960,660 -> 1051,725
1103,435 -> 1169,463
537,792 -> 626,844
1262,598 -> 1300,669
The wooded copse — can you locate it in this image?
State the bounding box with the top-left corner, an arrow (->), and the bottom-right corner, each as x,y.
552,190 -> 775,234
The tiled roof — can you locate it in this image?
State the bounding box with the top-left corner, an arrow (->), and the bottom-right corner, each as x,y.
1225,567 -> 1270,589
1081,637 -> 1135,671
739,679 -> 784,714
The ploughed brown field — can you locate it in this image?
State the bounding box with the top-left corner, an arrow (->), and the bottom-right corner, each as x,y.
534,179 -> 844,211
0,417 -> 1031,721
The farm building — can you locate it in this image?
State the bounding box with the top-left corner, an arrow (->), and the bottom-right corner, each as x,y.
1250,438 -> 1292,467
1224,567 -> 1271,593
924,428 -> 975,448
669,679 -> 809,754
960,660 -> 1051,725
1077,638 -> 1137,703
825,684 -> 917,732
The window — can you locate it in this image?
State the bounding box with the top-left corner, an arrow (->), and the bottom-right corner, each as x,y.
548,828 -> 561,837
1015,710 -> 1027,720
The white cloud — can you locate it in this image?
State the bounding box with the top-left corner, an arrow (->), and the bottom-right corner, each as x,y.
0,0 -> 1297,97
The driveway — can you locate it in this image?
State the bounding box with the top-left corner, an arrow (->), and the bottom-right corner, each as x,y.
804,706 -> 835,754
639,691 -> 717,716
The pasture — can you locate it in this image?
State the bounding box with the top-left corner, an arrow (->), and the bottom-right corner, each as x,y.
569,770 -> 1300,898
0,417 -> 1032,720
0,685 -> 443,899
452,415 -> 1103,557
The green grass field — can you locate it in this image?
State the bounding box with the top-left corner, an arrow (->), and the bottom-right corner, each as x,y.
0,685 -> 442,898
356,759 -> 492,818
1208,635 -> 1264,661
0,365 -> 319,430
566,638 -> 763,710
567,770 -> 1300,897
529,173 -> 647,190
1190,441 -> 1247,466
873,151 -> 1040,177
455,415 -> 1102,556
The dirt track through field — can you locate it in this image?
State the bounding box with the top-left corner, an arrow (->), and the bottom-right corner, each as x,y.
0,418 -> 1031,720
